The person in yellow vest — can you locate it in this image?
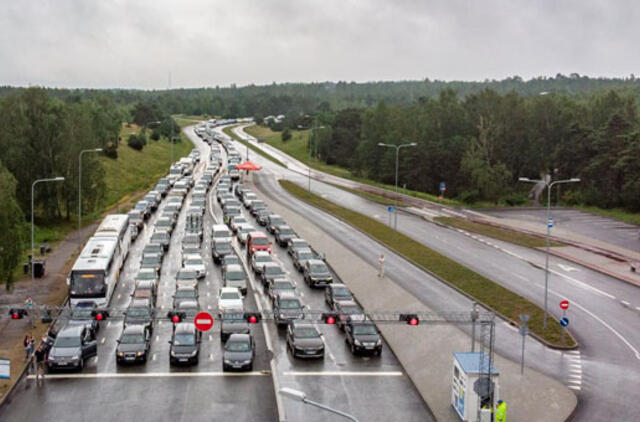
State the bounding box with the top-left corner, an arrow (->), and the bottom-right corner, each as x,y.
495,399 -> 507,422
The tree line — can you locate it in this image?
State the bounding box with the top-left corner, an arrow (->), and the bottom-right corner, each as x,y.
0,88 -> 124,287
309,89 -> 640,210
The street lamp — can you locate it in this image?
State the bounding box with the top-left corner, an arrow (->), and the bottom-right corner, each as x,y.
31,177 -> 65,288
518,176 -> 581,328
279,387 -> 359,422
78,148 -> 103,230
377,142 -> 417,230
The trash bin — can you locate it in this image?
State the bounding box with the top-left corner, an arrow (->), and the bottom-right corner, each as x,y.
32,260 -> 46,278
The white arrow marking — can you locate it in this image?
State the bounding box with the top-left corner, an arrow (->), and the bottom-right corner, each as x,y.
558,264 -> 579,272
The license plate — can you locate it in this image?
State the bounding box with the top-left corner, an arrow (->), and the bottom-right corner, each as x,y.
233,364 -> 242,368
179,358 -> 188,362
305,350 -> 316,354
58,362 -> 68,366
365,346 -> 374,350
126,356 -> 135,360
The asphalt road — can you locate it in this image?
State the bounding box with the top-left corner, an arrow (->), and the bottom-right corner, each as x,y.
229,124 -> 640,421
1,126 -> 431,422
482,208 -> 640,253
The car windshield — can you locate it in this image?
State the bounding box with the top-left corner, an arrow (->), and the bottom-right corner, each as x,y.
152,233 -> 168,241
333,288 -> 351,297
183,235 -> 199,243
251,237 -> 268,246
71,308 -> 93,319
157,219 -> 170,226
175,289 -> 196,298
141,256 -> 159,264
54,336 -> 81,348
255,255 -> 271,263
279,299 -> 302,309
144,245 -> 162,254
135,203 -> 147,210
266,266 -> 283,275
233,218 -> 247,225
223,313 -> 244,321
137,271 -> 156,280
298,252 -> 313,260
221,292 -> 240,300
280,228 -> 294,235
186,259 -> 202,266
174,333 -> 196,346
273,281 -> 293,290
294,327 -> 319,338
270,218 -> 285,226
127,308 -> 151,318
120,334 -> 145,344
352,325 -> 378,335
215,242 -> 231,251
226,341 -> 250,352
227,271 -> 244,281
340,305 -> 361,314
310,263 -> 328,273
178,271 -> 197,279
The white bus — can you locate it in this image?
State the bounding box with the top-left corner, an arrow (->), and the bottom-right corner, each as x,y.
68,214 -> 131,307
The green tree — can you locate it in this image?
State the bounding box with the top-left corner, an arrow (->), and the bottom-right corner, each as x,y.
0,161 -> 26,289
281,127 -> 292,142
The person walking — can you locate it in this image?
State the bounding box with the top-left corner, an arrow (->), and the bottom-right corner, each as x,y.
377,253 -> 385,278
34,345 -> 46,385
495,399 -> 507,422
23,335 -> 31,360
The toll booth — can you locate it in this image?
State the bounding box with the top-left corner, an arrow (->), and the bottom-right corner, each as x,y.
451,352 -> 500,422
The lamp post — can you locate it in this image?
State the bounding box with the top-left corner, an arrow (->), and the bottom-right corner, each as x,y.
377,142 -> 417,230
31,177 -> 65,287
280,387 -> 359,422
518,176 -> 581,328
78,148 -> 103,230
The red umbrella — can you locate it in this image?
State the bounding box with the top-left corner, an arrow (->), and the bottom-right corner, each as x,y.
235,161 -> 262,171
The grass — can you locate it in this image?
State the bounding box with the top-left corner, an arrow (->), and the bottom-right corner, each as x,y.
244,124 -> 463,207
280,179 -> 576,348
326,182 -> 411,208
222,125 -> 286,168
173,114 -> 212,128
435,217 -> 564,248
574,205 -> 640,227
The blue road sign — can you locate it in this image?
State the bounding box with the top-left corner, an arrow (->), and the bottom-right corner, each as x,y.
547,218 -> 554,228
559,317 -> 569,327
439,182 -> 446,192
387,205 -> 394,213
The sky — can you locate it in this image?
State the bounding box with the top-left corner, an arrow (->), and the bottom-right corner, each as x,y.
0,0 -> 638,89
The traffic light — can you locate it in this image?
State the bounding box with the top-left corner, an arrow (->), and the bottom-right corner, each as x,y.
9,308 -> 27,319
91,310 -> 109,321
167,311 -> 186,323
244,312 -> 261,323
322,312 -> 338,325
400,313 -> 419,326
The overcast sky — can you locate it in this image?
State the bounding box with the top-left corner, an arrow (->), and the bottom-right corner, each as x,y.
0,0 -> 638,89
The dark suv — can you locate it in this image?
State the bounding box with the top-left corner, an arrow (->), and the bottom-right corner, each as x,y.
345,320 -> 382,356
47,325 -> 97,371
274,226 -> 297,247
324,283 -> 353,308
220,310 -> 250,342
286,321 -> 324,359
303,259 -> 333,288
116,325 -> 151,364
124,298 -> 155,335
169,322 -> 201,365
273,293 -> 305,326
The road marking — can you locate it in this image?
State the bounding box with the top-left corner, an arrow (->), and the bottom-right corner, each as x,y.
27,372 -> 268,379
636,307 -> 640,312
514,274 -> 528,282
558,264 -> 579,272
107,321 -> 111,328
209,353 -> 214,361
568,367 -> 582,373
283,371 -> 403,377
208,335 -> 213,341
155,335 -> 159,342
567,374 -> 582,379
117,294 -> 121,300
100,337 -> 105,344
152,353 -> 156,361
621,301 -> 631,307
567,385 -> 581,391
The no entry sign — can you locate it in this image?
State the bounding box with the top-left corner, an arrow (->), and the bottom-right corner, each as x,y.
559,300 -> 570,310
194,312 -> 214,331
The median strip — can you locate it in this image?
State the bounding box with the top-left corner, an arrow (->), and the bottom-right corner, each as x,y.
223,125 -> 286,168
279,179 -> 576,348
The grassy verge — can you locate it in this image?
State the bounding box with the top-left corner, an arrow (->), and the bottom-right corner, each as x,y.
280,179 -> 576,348
326,182 -> 411,208
435,217 -> 564,249
245,124 -> 462,206
222,125 -> 286,168
173,114 -> 211,128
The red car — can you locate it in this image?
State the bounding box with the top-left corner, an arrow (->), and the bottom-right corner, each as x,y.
247,232 -> 271,257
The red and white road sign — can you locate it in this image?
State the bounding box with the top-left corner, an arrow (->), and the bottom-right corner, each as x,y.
559,300 -> 570,310
194,312 -> 214,331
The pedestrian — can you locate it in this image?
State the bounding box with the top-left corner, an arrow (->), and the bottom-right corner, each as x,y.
27,335 -> 35,357
34,345 -> 46,385
495,399 -> 507,422
377,253 -> 385,278
23,335 -> 31,360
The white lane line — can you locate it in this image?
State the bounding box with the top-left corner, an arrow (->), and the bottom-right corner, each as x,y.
547,268 -> 616,300
636,307 -> 640,312
207,292 -> 211,297
209,335 -> 213,341
568,385 -> 582,391
152,353 -> 157,361
27,372 -> 269,379
567,374 -> 583,379
94,357 -> 99,364
107,321 -> 111,328
283,371 -> 403,377
514,274 -> 528,282
621,300 -> 631,307
155,335 -> 159,342
100,337 -> 106,344
117,294 -> 121,300
568,368 -> 582,374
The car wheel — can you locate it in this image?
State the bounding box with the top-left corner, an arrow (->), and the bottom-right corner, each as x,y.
248,363 -> 253,372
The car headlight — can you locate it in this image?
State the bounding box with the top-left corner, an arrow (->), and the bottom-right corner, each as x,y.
170,350 -> 177,357
117,352 -> 124,357
354,339 -> 362,346
279,313 -> 286,318
224,359 -> 232,364
70,356 -> 80,361
137,351 -> 144,357
242,360 -> 252,364
376,339 -> 382,346
190,350 -> 198,357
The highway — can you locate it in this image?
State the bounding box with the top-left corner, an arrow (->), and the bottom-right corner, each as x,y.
0,126 -> 430,422
228,124 -> 640,421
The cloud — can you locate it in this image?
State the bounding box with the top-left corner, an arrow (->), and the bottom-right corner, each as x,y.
0,0 -> 638,88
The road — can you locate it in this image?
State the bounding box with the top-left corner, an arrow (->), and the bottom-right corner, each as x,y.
482,208 -> 640,253
1,126 -> 430,422
228,124 -> 640,421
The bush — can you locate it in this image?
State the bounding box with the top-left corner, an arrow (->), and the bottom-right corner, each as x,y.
150,130 -> 160,141
459,189 -> 480,204
501,192 -> 528,206
127,134 -> 145,151
103,141 -> 118,159
281,127 -> 292,142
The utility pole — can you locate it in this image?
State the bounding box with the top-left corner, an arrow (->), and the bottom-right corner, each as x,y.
377,142 -> 417,231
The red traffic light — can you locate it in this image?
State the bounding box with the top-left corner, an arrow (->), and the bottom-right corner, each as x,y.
95,313 -> 104,321
244,312 -> 260,323
248,315 -> 258,323
9,308 -> 26,319
400,313 -> 419,326
11,312 -> 20,319
322,312 -> 338,325
172,315 -> 181,323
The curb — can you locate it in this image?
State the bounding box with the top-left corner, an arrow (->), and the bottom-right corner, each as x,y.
278,179 -> 578,351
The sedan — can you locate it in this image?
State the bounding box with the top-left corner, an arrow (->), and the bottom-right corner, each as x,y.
182,254 -> 206,279
267,278 -> 296,303
169,322 -> 201,366
142,243 -> 165,259
140,253 -> 162,273
173,286 -> 199,308
236,223 -> 254,245
176,269 -> 198,289
260,262 -> 287,287
292,248 -> 316,272
223,334 -> 254,371
324,283 -> 354,308
124,299 -> 154,335
218,287 -> 244,312
303,259 -> 333,288
135,268 -> 159,286
154,217 -> 175,235
274,226 -> 297,247
116,325 -> 151,364
212,239 -> 233,264
150,230 -> 171,251
345,321 -> 382,356
251,251 -> 273,274
221,310 -> 250,342
286,321 -> 324,359
287,238 -> 310,256
230,216 -> 249,233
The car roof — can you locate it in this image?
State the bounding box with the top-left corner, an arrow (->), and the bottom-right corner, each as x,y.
135,280 -> 154,287
295,248 -> 313,254
277,291 -> 300,300
220,286 -> 241,294
122,325 -> 146,335
174,322 -> 196,334
183,254 -> 202,260
130,298 -> 151,307
249,231 -> 267,238
290,320 -> 318,330
57,324 -> 85,337
175,285 -> 197,292
328,283 -> 348,290
138,268 -> 156,274
253,251 -> 271,257
290,238 -> 307,244
263,262 -> 281,268
337,300 -> 358,308
225,264 -> 243,271
227,333 -> 251,342
307,259 -> 326,265
177,300 -> 198,309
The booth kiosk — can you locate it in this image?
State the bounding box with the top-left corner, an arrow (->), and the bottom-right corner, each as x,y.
452,352 -> 500,422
